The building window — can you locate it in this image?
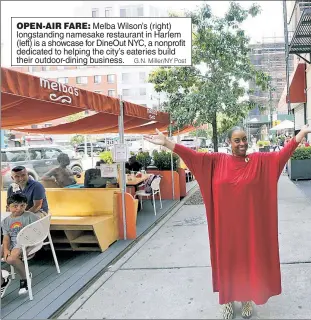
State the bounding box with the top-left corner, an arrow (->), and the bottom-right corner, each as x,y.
139,72 -> 146,83
31,124 -> 38,129
105,7 -> 112,17
120,8 -> 127,17
92,8 -> 99,17
107,74 -> 115,83
122,89 -> 130,97
94,75 -> 102,84
94,90 -> 103,94
137,6 -> 144,16
57,66 -> 65,70
57,77 -> 68,84
42,66 -> 50,71
108,89 -> 115,97
44,123 -> 52,127
139,88 -> 146,96
122,73 -> 130,83
28,66 -> 34,72
76,76 -> 88,84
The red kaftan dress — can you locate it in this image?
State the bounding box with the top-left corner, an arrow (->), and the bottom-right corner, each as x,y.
174,138 -> 299,305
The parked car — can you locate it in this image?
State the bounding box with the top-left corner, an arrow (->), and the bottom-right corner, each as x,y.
75,142 -> 105,156
57,145 -> 80,159
1,145 -> 83,188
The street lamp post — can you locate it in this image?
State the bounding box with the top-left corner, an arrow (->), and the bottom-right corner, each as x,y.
150,93 -> 161,110
269,87 -> 273,131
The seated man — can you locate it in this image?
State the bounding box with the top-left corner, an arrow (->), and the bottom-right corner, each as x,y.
1,194 -> 40,296
125,156 -> 142,173
84,161 -> 117,188
7,166 -> 49,217
41,153 -> 78,188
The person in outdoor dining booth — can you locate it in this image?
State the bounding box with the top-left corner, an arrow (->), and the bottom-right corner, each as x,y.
41,153 -> 78,188
125,156 -> 142,173
144,124 -> 311,319
84,160 -> 117,188
1,194 -> 40,298
7,166 -> 48,218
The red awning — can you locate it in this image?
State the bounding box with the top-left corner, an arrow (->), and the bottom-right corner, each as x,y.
287,63 -> 306,104
15,113 -> 164,135
1,67 -> 170,129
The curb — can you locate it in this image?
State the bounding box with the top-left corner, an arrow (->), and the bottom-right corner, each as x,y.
53,183 -> 199,319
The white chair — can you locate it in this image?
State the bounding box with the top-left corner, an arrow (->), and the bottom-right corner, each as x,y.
13,214 -> 60,300
135,176 -> 162,216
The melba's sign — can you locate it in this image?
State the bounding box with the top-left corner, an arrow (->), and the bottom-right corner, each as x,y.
40,78 -> 79,104
147,108 -> 158,120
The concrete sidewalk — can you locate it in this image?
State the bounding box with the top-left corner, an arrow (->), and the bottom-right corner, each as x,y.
59,176 -> 311,319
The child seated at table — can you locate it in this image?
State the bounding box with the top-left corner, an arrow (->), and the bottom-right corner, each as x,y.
1,194 -> 39,297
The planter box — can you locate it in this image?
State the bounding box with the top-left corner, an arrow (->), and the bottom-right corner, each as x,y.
177,168 -> 187,198
259,146 -> 270,152
288,158 -> 311,180
116,192 -> 138,239
147,170 -> 180,200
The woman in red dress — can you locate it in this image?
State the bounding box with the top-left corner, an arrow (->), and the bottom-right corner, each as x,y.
144,125 -> 311,319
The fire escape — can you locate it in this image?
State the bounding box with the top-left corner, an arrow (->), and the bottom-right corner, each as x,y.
283,0 -> 311,115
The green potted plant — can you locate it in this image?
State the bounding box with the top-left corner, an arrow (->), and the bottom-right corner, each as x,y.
99,151 -> 113,164
288,146 -> 311,180
153,150 -> 179,171
147,150 -> 181,200
257,141 -> 264,152
257,140 -> 270,152
136,151 -> 152,170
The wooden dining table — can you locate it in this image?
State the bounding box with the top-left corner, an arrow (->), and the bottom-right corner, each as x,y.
126,174 -> 151,188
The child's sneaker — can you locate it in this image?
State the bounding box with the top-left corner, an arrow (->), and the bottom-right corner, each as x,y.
18,273 -> 32,295
1,275 -> 11,298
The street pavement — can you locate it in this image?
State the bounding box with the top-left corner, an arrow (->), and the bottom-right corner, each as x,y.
59,176 -> 311,319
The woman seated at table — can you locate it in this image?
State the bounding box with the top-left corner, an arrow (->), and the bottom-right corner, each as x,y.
125,156 -> 142,174
84,160 -> 118,188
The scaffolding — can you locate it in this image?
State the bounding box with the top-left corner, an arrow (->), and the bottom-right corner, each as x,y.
249,37 -> 294,113
248,37 -> 295,140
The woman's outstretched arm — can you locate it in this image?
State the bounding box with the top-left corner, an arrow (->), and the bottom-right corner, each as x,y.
144,129 -> 213,178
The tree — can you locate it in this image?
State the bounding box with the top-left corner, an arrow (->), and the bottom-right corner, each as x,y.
70,134 -> 84,146
149,2 -> 271,152
189,128 -> 211,139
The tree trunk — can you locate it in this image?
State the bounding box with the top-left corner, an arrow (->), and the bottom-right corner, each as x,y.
212,112 -> 218,152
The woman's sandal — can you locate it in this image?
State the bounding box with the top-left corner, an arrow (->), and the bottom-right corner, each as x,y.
222,302 -> 235,319
241,301 -> 253,319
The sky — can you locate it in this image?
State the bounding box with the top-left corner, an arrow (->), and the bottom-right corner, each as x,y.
1,1 -> 284,67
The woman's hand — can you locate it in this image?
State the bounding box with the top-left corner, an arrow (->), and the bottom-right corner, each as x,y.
296,124 -> 311,143
301,124 -> 311,134
143,129 -> 176,151
143,129 -> 166,146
